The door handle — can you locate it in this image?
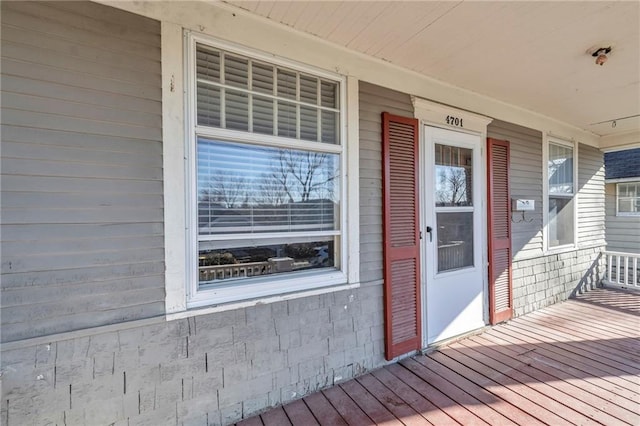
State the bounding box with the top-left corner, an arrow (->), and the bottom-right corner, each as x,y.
426,226 -> 433,242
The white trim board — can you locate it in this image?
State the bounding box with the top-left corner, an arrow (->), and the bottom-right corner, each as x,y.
97,0 -> 601,148
606,177 -> 640,183
162,21 -> 187,313
412,97 -> 493,134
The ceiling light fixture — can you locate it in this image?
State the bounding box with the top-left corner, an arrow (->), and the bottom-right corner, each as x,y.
591,46 -> 612,66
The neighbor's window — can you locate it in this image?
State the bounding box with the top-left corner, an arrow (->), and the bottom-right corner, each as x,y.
547,141 -> 575,248
617,182 -> 640,215
190,37 -> 344,303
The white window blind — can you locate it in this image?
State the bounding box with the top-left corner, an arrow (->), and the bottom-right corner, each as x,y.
196,43 -> 339,144
197,138 -> 339,235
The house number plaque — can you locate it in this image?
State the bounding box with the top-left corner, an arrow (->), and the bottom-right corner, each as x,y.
445,115 -> 464,127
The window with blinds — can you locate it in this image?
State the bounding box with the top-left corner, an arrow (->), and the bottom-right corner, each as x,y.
189,38 -> 345,297
547,141 -> 575,248
196,43 -> 340,144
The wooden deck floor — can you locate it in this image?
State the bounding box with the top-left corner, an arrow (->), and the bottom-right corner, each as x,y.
238,288 -> 640,425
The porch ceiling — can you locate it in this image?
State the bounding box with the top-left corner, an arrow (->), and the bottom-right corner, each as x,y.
224,1 -> 640,141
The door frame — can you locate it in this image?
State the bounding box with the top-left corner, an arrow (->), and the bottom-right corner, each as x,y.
412,97 -> 493,347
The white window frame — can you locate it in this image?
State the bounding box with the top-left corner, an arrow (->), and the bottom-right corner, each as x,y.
543,135 -> 578,252
616,182 -> 640,216
182,32 -> 355,309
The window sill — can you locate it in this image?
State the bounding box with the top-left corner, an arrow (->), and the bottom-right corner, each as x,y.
168,279 -> 358,321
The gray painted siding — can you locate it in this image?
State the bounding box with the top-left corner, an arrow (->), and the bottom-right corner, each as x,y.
487,120 -> 544,260
358,81 -> 414,283
0,1 -> 164,342
605,183 -> 640,253
578,144 -> 606,248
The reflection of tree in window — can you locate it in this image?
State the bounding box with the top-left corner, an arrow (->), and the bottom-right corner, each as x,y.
436,167 -> 468,205
197,140 -> 338,235
200,171 -> 247,208
270,150 -> 337,203
434,144 -> 473,207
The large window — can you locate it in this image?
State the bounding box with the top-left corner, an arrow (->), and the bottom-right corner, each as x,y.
546,141 -> 575,249
617,182 -> 640,215
189,36 -> 346,305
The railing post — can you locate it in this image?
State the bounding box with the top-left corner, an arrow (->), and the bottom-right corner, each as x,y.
624,255 -> 629,285
607,253 -> 613,283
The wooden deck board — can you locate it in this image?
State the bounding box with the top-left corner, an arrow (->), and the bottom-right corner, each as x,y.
427,349 -> 573,426
303,392 -> 348,426
502,321 -> 640,374
546,303 -> 639,336
487,326 -> 640,421
444,341 -> 597,425
260,407 -> 291,426
281,399 -> 319,426
238,288 -> 640,426
371,367 -> 456,425
458,336 -> 605,426
322,385 -> 374,425
522,309 -> 640,356
474,333 -> 634,425
339,379 -> 403,425
355,373 -> 432,426
495,322 -> 640,396
411,355 -> 528,426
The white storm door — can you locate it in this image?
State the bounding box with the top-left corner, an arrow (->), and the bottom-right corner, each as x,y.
422,126 -> 485,345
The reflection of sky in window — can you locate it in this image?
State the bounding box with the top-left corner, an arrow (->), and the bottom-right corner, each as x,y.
549,144 -> 573,194
197,138 -> 339,206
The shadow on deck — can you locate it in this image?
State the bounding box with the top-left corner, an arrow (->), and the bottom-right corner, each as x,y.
238,288 -> 640,425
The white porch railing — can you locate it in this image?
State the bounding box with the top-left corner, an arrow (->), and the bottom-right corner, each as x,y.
199,257 -> 295,282
603,251 -> 640,291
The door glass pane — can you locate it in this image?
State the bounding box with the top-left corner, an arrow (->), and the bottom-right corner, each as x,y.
435,144 -> 473,207
437,212 -> 473,272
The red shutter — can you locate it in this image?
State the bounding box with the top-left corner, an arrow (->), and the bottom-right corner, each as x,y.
487,138 -> 513,324
382,112 -> 421,360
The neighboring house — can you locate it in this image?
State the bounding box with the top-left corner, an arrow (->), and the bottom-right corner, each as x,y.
1,2 -> 638,425
604,149 -> 640,254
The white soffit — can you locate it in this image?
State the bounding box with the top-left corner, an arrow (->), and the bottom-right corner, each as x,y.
225,1 -> 640,141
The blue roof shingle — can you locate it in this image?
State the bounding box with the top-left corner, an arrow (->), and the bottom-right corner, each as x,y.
605,148 -> 640,180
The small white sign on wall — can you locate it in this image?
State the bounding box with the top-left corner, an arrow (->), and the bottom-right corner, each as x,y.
512,199 -> 535,211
